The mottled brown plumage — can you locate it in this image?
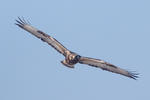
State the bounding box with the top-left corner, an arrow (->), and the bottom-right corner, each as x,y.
15,17 -> 139,80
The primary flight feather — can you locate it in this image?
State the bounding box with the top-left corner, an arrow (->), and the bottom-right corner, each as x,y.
15,17 -> 139,80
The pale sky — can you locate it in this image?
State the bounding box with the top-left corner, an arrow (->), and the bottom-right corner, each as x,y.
0,0 -> 150,100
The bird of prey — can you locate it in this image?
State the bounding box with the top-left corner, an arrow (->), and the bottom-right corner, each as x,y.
15,17 -> 139,80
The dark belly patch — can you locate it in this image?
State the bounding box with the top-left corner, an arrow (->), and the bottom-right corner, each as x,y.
69,55 -> 81,64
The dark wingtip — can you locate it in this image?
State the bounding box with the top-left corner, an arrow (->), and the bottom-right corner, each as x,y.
15,17 -> 31,28
128,71 -> 139,80
15,23 -> 23,28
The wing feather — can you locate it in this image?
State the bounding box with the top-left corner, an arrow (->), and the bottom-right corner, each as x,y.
79,57 -> 139,80
15,17 -> 69,56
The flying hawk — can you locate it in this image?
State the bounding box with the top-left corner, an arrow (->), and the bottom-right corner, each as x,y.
15,17 -> 139,80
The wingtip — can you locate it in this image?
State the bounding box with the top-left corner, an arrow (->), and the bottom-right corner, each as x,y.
128,71 -> 139,80
15,23 -> 23,28
15,17 -> 31,28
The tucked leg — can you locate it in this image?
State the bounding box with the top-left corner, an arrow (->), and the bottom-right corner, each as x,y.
61,60 -> 74,68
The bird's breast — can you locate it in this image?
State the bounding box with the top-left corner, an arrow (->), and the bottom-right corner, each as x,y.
67,54 -> 81,65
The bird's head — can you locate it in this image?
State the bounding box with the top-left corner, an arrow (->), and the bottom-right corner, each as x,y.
75,55 -> 81,61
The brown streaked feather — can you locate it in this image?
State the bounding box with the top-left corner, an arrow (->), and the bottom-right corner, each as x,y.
79,57 -> 139,80
15,17 -> 69,56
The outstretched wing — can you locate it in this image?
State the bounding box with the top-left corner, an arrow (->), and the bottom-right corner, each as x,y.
79,57 -> 139,80
15,17 -> 69,56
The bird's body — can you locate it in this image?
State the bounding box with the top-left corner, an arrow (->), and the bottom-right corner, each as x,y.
61,51 -> 80,68
15,17 -> 139,80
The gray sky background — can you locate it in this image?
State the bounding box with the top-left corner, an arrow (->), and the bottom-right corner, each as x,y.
0,0 -> 149,100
